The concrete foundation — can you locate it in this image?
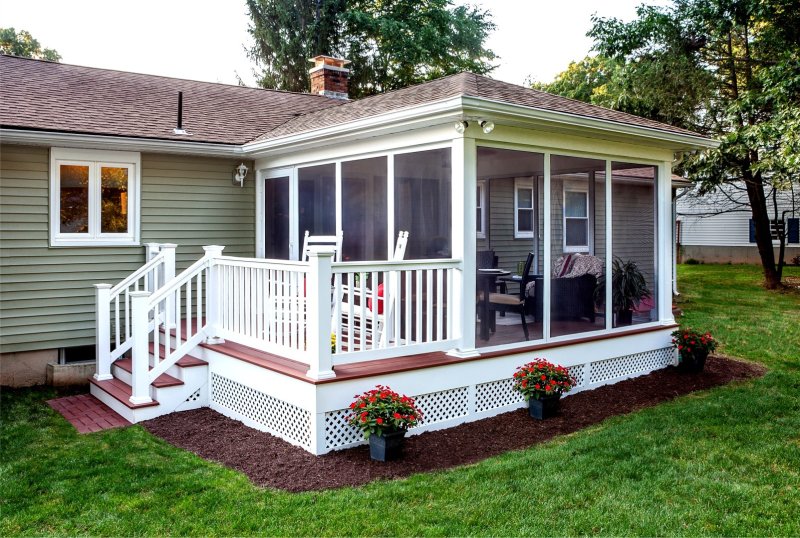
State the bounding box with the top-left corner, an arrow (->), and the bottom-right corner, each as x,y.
680,245 -> 800,265
0,349 -> 58,387
47,362 -> 95,387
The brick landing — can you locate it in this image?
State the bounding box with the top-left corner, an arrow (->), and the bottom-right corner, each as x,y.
47,393 -> 131,433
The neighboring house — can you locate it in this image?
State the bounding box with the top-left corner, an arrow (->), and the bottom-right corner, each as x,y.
676,182 -> 800,264
0,55 -> 715,454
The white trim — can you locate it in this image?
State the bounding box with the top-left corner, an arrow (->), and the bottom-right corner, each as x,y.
563,186 -> 590,253
476,180 -> 486,239
513,177 -> 534,239
49,147 -> 141,247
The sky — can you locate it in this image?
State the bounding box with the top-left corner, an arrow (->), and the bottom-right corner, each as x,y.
0,0 -> 669,88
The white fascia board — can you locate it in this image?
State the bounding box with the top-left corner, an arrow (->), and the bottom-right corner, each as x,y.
460,96 -> 719,151
241,96 -> 466,157
0,128 -> 243,157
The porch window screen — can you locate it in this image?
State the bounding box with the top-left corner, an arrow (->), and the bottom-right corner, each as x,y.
394,148 -> 452,259
297,163 -> 336,252
342,157 -> 388,261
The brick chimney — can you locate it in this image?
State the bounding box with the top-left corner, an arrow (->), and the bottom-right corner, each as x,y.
308,55 -> 350,100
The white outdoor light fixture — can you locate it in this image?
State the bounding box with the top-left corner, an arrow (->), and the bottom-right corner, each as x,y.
454,120 -> 469,134
232,162 -> 249,187
480,120 -> 495,134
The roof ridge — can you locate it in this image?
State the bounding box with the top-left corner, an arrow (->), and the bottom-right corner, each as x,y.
0,54 -> 334,100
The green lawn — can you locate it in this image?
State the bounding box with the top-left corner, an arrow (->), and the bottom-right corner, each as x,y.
2,264 -> 799,536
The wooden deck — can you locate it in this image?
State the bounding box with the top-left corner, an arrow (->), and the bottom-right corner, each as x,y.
199,323 -> 676,385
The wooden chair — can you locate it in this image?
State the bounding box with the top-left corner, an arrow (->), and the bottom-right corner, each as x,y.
487,252 -> 534,340
301,230 -> 343,262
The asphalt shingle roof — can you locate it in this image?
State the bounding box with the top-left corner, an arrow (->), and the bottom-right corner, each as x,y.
0,55 -> 341,145
1,56 -> 706,146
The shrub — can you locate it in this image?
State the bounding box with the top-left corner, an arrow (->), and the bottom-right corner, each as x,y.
347,385 -> 422,439
672,328 -> 718,361
513,358 -> 576,401
684,258 -> 701,265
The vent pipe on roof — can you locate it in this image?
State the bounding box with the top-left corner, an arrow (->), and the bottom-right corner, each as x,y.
173,91 -> 187,135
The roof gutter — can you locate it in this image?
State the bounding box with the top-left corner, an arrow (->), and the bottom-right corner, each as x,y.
0,128 -> 244,157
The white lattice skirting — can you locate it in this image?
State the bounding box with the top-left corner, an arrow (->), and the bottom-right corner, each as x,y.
206,345 -> 674,454
322,346 -> 674,451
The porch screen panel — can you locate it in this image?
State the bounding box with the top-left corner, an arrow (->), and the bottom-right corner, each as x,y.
611,163 -> 658,327
549,154 -> 606,338
394,148 -> 452,259
298,163 -> 336,254
264,176 -> 290,259
342,157 -> 387,261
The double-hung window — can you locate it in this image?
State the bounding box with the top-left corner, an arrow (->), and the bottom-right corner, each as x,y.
476,181 -> 486,238
514,178 -> 534,238
563,188 -> 589,252
50,148 -> 140,246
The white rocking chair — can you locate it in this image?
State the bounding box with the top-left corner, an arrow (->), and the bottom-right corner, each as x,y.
337,231 -> 409,349
301,230 -> 343,262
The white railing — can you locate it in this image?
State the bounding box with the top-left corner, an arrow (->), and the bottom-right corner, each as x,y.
330,258 -> 460,364
127,246 -> 222,404
93,243 -> 176,381
214,256 -> 310,362
97,243 -> 464,403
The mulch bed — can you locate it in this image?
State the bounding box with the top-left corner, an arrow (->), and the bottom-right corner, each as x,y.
143,355 -> 764,492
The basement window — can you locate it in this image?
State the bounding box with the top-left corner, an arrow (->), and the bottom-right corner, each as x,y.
59,345 -> 96,364
50,148 -> 140,246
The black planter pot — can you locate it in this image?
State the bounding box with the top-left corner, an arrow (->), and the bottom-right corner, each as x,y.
369,429 -> 407,461
679,351 -> 708,373
616,309 -> 633,326
528,394 -> 561,420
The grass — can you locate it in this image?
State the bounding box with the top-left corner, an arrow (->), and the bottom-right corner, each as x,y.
2,264 -> 799,536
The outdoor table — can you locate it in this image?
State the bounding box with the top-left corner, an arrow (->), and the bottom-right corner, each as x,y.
477,269 -> 510,341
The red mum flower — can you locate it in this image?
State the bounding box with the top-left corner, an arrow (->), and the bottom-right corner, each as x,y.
376,417 -> 383,425
393,412 -> 402,419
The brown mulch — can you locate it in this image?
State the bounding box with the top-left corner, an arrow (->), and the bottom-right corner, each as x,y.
142,355 -> 764,492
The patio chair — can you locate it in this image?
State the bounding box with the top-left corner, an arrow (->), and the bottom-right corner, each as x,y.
484,252 -> 534,341
301,230 -> 343,262
337,231 -> 409,348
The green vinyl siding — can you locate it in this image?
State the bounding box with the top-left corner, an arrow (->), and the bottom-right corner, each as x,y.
0,144 -> 254,353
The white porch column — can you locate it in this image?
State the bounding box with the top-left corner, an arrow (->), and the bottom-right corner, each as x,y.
305,247 -> 336,380
160,243 -> 178,327
203,245 -> 225,344
129,290 -> 153,404
93,284 -> 113,381
144,243 -> 161,294
658,162 -> 675,323
448,135 -> 479,358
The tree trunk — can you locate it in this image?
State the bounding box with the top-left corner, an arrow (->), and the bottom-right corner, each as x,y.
744,164 -> 781,288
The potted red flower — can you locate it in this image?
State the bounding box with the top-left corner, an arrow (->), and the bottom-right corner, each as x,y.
672,328 -> 717,372
512,358 -> 576,419
347,385 -> 422,461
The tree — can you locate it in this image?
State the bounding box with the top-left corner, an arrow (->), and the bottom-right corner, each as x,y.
246,0 -> 496,98
0,28 -> 61,61
538,0 -> 800,288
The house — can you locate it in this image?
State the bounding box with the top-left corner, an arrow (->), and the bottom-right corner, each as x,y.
676,182 -> 799,264
0,54 -> 716,454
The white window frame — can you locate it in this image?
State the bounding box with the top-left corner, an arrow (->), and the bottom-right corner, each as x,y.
476,180 -> 486,238
514,178 -> 534,238
563,185 -> 590,253
50,148 -> 140,247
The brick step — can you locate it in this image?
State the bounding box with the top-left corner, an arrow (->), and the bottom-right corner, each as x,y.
88,377 -> 159,409
113,358 -> 184,388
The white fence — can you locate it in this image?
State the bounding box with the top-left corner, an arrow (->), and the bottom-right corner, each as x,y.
96,244 -> 464,403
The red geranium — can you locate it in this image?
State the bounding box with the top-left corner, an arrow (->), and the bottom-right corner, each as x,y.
512,358 -> 576,401
347,385 -> 423,439
672,328 -> 717,363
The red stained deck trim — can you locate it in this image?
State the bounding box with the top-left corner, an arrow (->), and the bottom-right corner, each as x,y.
89,377 -> 159,408
202,324 -> 676,385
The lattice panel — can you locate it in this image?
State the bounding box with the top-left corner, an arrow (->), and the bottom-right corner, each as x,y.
210,373 -> 311,448
589,347 -> 673,385
324,409 -> 363,449
475,378 -> 524,413
414,386 -> 469,426
567,365 -> 585,388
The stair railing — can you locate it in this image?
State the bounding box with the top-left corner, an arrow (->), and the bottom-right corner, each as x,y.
128,246 -> 223,404
94,243 -> 176,381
